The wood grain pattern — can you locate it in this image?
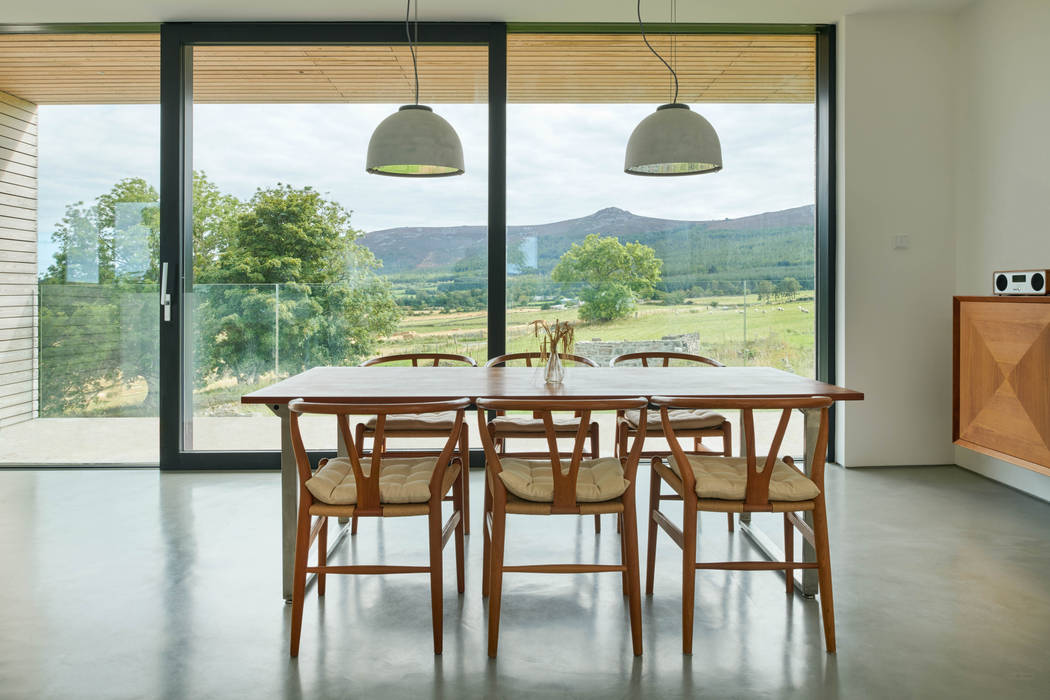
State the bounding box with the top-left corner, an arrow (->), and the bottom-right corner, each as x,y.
0,90 -> 36,428
0,33 -> 813,105
477,397 -> 649,657
647,396 -> 836,654
242,366 -> 864,405
954,296 -> 1050,474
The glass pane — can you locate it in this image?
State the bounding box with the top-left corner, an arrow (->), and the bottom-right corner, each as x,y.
0,33 -> 160,465
187,44 -> 488,452
506,34 -> 816,458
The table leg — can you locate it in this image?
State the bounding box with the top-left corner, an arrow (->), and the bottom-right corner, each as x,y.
737,409 -> 751,527
277,404 -> 297,602
278,405 -> 354,602
736,406 -> 821,598
797,406 -> 821,597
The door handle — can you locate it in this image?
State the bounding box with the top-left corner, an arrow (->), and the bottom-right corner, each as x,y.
160,262 -> 172,322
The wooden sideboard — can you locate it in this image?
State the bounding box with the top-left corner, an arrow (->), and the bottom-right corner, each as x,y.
954,296 -> 1050,476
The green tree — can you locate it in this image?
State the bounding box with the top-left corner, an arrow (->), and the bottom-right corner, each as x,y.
195,184 -> 401,383
192,172 -> 244,281
550,234 -> 662,323
756,279 -> 775,301
39,178 -> 161,415
776,276 -> 801,301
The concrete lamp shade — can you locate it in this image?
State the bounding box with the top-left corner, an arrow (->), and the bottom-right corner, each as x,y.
624,103 -> 723,176
366,104 -> 464,177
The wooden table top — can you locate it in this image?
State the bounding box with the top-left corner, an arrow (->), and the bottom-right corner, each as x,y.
242,366 -> 864,405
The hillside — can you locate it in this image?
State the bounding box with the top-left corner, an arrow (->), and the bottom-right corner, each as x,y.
360,204 -> 815,287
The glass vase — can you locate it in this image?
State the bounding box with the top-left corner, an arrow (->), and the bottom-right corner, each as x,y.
544,349 -> 565,384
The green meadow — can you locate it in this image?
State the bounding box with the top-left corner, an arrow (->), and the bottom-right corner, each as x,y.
382,292 -> 816,376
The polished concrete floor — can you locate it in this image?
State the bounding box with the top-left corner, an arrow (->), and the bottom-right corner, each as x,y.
1,465 -> 1048,699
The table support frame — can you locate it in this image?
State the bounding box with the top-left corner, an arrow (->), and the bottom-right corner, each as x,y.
736,406 -> 823,598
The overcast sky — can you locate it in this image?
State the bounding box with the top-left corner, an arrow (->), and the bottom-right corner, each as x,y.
37,102 -> 814,274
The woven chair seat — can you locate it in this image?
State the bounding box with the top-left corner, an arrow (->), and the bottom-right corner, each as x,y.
624,408 -> 725,431
363,411 -> 458,431
490,414 -> 584,433
497,457 -> 629,503
305,456 -> 459,505
667,454 -> 819,501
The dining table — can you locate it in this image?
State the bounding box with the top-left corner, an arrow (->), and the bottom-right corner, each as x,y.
241,365 -> 864,602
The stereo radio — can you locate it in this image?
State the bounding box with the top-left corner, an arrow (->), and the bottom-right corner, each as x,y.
993,269 -> 1048,295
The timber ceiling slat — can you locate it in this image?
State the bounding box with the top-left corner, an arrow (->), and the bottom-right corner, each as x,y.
0,32 -> 813,105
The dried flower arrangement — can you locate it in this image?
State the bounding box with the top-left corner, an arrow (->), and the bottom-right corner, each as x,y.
530,319 -> 576,361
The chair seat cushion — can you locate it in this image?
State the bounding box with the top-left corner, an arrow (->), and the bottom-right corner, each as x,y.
306,456 -> 451,505
625,408 -> 725,430
668,454 -> 820,501
497,457 -> 629,503
363,411 -> 457,431
490,414 -> 583,433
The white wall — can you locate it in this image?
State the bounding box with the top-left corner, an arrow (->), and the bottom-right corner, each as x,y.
835,11 -> 957,466
952,0 -> 1050,501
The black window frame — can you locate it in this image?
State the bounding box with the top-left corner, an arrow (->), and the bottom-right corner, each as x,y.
0,21 -> 835,467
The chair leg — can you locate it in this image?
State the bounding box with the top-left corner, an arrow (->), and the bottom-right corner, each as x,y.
289,504 -> 311,657
813,499 -> 837,653
459,427 -> 471,535
682,505 -> 698,655
482,475 -> 493,598
454,466 -> 466,595
623,496 -> 644,656
723,424 -> 734,533
645,466 -> 660,595
317,517 -> 328,597
591,423 -> 603,534
428,505 -> 444,655
783,513 -> 794,596
487,505 -> 507,658
619,512 -> 629,595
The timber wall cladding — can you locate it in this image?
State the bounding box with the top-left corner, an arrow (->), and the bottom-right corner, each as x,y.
0,90 -> 37,427
954,297 -> 1050,476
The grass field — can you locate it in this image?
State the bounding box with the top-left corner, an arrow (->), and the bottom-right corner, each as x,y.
383,292 -> 815,376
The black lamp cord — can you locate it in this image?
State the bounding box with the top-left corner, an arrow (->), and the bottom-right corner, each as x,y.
638,0 -> 679,104
406,0 -> 419,105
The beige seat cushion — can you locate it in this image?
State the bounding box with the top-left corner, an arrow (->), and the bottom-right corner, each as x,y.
363,411 -> 457,431
625,408 -> 726,431
306,456 -> 448,505
497,457 -> 629,503
668,454 -> 820,501
490,414 -> 583,433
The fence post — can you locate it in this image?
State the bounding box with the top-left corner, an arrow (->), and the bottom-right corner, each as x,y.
274,284 -> 279,377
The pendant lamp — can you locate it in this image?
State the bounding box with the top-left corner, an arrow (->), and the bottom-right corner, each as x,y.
624,0 -> 722,176
366,0 -> 464,177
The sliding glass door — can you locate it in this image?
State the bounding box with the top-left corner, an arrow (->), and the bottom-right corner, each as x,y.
159,23 -> 502,468
504,31 -> 819,456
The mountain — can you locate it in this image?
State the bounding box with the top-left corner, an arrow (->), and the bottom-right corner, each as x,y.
360,204 -> 815,287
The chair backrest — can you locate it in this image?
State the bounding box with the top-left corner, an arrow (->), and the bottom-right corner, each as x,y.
288,398 -> 470,514
484,352 -> 599,368
610,351 -> 724,368
476,397 -> 648,512
651,395 -> 832,505
361,352 -> 478,367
